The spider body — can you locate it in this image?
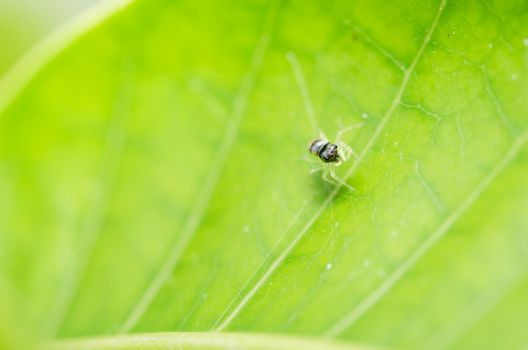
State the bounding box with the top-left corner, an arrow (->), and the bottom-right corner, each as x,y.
309,139 -> 339,163
305,129 -> 360,191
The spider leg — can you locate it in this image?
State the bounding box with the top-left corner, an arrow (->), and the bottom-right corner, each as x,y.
335,122 -> 365,143
317,129 -> 329,141
321,166 -> 338,186
335,122 -> 363,161
301,155 -> 321,164
322,165 -> 355,191
330,167 -> 356,191
335,142 -> 357,162
337,142 -> 358,161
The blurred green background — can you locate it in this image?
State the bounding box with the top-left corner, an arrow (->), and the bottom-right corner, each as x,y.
0,0 -> 101,75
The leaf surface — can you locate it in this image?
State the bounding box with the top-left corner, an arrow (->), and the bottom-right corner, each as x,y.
1,0 -> 527,349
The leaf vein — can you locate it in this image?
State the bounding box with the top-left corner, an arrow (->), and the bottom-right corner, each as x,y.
117,0 -> 282,333
213,0 -> 448,331
46,68 -> 135,336
323,130 -> 528,337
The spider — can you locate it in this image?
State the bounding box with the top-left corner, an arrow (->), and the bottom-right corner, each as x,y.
306,125 -> 361,191
287,51 -> 362,191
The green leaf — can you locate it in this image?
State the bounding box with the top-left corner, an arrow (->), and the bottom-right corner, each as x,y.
0,0 -> 102,76
45,332 -> 375,350
1,0 -> 527,349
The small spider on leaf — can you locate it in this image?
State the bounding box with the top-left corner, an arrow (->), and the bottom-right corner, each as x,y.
307,125 -> 362,191
287,51 -> 363,191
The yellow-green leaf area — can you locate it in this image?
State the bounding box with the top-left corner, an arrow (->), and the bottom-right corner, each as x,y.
0,0 -> 527,349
